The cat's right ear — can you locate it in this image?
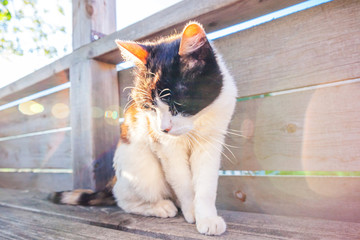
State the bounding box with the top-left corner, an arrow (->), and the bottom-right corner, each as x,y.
115,40 -> 148,64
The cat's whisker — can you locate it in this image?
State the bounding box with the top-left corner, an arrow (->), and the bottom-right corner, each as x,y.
133,92 -> 152,100
125,86 -> 151,96
192,130 -> 236,164
224,131 -> 249,139
207,135 -> 238,160
123,100 -> 135,114
173,100 -> 183,106
187,132 -> 215,162
160,93 -> 171,99
190,130 -> 234,164
227,128 -> 244,133
159,88 -> 171,97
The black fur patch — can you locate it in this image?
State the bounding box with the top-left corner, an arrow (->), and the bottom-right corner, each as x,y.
47,192 -> 63,204
145,37 -> 223,116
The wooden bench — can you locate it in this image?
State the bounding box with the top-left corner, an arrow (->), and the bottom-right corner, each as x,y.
1,188 -> 359,239
0,0 -> 359,238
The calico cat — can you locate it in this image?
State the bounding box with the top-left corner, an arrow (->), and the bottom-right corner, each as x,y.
49,22 -> 237,235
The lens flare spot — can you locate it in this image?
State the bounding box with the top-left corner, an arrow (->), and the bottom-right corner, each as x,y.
104,105 -> 121,126
51,103 -> 69,119
18,101 -> 44,115
104,110 -> 113,118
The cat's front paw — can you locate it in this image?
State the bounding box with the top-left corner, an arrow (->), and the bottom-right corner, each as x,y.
153,200 -> 178,218
196,216 -> 226,235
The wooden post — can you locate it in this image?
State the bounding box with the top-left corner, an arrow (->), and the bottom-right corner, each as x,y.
70,0 -> 119,190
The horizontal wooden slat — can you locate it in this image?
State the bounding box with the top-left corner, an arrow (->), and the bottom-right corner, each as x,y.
0,173 -> 72,192
0,70 -> 69,106
98,0 -> 307,64
222,81 -> 360,171
217,176 -> 360,223
0,0 -> 308,103
0,207 -> 152,240
1,188 -> 359,239
215,0 -> 360,97
0,131 -> 71,169
0,89 -> 69,138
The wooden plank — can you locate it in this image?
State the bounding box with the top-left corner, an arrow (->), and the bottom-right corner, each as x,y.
0,173 -> 72,192
70,60 -> 119,190
97,0 -> 307,64
0,188 -> 359,239
215,0 -> 360,97
217,176 -> 360,223
0,0 -> 308,102
0,130 -> 71,169
222,81 -> 360,171
0,207 -> 152,240
0,89 -> 69,138
0,70 -> 69,106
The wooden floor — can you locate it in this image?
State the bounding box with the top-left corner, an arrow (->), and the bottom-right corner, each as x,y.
0,188 -> 359,239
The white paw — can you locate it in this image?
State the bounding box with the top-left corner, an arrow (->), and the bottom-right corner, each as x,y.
182,205 -> 195,224
153,200 -> 178,218
196,216 -> 226,235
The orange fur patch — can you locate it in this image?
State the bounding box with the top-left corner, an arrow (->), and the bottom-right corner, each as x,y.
116,40 -> 148,64
120,104 -> 139,144
146,116 -> 158,142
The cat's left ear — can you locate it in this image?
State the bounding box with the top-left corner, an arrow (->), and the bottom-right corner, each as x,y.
115,40 -> 149,64
179,22 -> 208,56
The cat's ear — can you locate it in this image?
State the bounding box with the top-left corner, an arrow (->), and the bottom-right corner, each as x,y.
115,40 -> 148,64
179,22 -> 208,56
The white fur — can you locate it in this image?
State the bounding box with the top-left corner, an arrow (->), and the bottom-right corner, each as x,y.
113,49 -> 237,235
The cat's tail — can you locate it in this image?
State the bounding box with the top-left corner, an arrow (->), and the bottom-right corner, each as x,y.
48,176 -> 117,206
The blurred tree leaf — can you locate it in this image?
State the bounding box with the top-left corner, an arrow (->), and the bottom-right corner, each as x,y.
0,0 -> 68,58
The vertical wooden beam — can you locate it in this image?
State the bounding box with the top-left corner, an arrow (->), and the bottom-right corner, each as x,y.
72,0 -> 116,49
71,0 -> 118,190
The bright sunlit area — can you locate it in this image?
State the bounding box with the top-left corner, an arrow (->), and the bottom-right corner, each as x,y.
0,0 -> 182,89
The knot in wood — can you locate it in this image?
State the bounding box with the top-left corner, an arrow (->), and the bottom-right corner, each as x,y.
85,3 -> 94,16
235,190 -> 246,202
286,123 -> 297,133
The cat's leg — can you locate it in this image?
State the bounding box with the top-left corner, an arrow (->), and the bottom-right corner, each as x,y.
157,145 -> 195,224
114,178 -> 177,218
113,143 -> 177,218
190,140 -> 226,235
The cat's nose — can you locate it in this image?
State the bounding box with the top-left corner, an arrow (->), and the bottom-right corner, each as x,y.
162,127 -> 171,133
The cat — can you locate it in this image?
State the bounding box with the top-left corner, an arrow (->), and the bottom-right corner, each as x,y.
49,22 -> 237,236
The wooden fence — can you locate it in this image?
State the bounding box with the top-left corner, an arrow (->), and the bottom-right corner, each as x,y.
0,0 -> 359,223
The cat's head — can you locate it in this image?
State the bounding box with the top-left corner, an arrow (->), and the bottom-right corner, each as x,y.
116,22 -> 223,136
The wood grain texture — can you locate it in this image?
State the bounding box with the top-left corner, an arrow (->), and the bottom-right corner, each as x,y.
0,173 -> 72,192
215,0 -> 360,97
0,0 -> 308,103
222,81 -> 360,171
0,70 -> 69,106
0,188 -> 359,239
72,0 -> 116,50
0,131 -> 71,169
70,60 -> 120,190
98,0 -> 307,64
217,176 -> 360,223
0,89 -> 69,138
0,207 -> 153,240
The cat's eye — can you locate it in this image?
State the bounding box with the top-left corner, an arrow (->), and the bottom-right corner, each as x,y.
143,104 -> 150,109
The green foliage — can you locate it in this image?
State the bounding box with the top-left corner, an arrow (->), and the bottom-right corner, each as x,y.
0,0 -> 68,58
